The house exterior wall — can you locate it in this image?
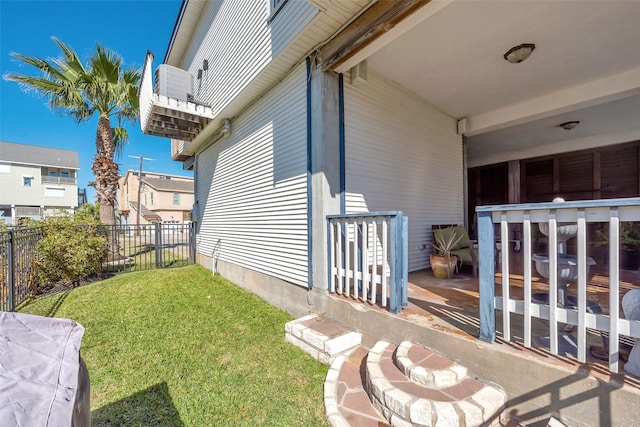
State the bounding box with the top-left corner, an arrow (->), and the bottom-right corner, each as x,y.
0,162 -> 78,219
149,190 -> 194,214
195,64 -> 308,287
344,69 -> 464,272
179,0 -> 317,118
117,171 -> 194,225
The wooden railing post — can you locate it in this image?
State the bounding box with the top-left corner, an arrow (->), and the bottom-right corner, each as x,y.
478,211 -> 496,342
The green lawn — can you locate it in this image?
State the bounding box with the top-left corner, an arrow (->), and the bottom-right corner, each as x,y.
19,265 -> 329,426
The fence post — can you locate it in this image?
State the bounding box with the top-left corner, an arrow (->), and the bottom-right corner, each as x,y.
155,222 -> 162,268
189,222 -> 196,264
7,229 -> 15,311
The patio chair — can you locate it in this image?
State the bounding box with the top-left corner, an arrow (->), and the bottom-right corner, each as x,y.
432,225 -> 478,277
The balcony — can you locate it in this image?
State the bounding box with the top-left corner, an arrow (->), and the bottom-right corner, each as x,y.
139,52 -> 214,142
42,176 -> 77,185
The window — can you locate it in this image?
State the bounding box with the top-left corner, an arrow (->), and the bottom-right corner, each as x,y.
60,170 -> 70,178
23,176 -> 34,187
150,192 -> 154,205
48,169 -> 57,177
267,0 -> 287,21
44,187 -> 65,198
173,192 -> 180,205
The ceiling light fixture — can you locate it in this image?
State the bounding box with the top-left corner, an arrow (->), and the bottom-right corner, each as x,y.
559,120 -> 580,130
503,43 -> 536,63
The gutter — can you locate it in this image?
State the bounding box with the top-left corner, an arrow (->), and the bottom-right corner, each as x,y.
164,0 -> 189,64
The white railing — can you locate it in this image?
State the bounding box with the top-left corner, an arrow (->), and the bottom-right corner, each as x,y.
138,51 -> 155,133
327,211 -> 408,313
477,197 -> 640,374
42,176 -> 77,185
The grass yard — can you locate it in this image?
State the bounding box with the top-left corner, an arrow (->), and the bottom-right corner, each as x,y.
19,265 -> 329,426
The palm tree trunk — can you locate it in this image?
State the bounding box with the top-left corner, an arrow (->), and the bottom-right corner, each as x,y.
92,114 -> 120,259
92,114 -> 118,224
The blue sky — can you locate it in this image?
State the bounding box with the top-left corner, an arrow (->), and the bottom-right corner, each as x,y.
0,0 -> 186,202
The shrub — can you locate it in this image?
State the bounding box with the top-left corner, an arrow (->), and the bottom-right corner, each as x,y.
34,212 -> 107,286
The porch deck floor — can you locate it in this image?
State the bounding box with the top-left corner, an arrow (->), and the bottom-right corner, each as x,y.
406,267 -> 640,389
337,266 -> 640,390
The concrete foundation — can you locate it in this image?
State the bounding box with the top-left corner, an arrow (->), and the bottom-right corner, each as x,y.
195,255 -> 639,426
323,296 -> 640,427
196,253 -> 329,318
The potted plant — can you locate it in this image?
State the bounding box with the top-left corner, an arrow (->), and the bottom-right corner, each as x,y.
430,229 -> 464,279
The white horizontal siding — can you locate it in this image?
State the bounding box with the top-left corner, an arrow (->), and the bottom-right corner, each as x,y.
344,69 -> 463,272
182,0 -> 317,118
172,0 -> 373,140
196,64 -> 308,287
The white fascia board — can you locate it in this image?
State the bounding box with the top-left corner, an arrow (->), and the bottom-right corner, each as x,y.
465,67 -> 640,137
333,0 -> 455,74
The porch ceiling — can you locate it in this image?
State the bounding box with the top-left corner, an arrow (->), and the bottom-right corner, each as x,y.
346,0 -> 640,166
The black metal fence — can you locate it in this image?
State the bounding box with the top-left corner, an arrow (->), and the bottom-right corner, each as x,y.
1,222 -> 195,311
101,223 -> 196,273
0,227 -> 42,311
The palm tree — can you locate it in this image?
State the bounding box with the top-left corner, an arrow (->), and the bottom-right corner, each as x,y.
5,37 -> 140,225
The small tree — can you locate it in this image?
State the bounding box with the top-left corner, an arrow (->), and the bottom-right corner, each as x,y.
34,211 -> 107,287
76,202 -> 101,221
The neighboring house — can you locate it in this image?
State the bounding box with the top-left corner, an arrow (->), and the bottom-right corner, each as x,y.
140,0 -> 640,310
0,141 -> 80,224
116,170 -> 194,226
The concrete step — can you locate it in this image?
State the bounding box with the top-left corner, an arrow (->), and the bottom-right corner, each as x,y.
325,346 -> 388,427
395,340 -> 467,389
285,314 -> 363,364
366,341 -> 507,427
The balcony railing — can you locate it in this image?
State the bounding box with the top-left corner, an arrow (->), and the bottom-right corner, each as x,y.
327,211 -> 408,313
42,176 -> 77,185
477,197 -> 640,374
139,52 -> 215,142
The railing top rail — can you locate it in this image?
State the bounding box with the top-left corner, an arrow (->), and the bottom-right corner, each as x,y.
327,211 -> 404,220
476,197 -> 640,213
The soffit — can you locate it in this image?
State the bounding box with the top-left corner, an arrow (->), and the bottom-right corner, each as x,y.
366,0 -> 640,119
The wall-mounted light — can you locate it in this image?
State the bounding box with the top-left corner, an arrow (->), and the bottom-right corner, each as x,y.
197,69 -> 202,79
504,43 -> 536,63
559,120 -> 580,130
203,59 -> 209,71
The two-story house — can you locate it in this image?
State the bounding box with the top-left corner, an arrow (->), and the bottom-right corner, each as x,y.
138,2 -> 640,425
0,141 -> 80,224
116,170 -> 194,226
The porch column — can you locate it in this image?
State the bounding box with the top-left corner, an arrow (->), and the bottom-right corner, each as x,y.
309,63 -> 342,292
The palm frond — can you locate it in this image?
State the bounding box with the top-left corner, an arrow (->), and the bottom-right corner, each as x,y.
112,127 -> 129,158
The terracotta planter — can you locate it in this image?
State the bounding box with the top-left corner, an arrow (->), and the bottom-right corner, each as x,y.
430,254 -> 457,279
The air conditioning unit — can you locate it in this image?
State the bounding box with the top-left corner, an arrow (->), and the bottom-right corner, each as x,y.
154,64 -> 194,102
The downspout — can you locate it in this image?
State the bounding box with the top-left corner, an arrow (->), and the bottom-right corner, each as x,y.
338,73 -> 345,215
306,57 -> 313,289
